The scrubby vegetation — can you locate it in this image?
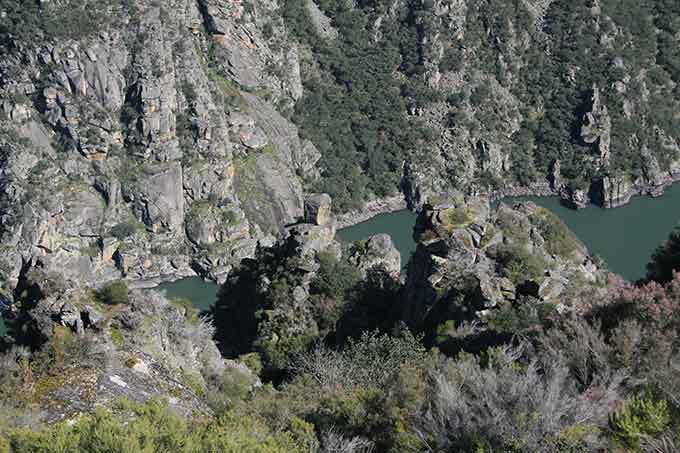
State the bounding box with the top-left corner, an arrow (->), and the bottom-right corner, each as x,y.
4,224 -> 680,451
0,0 -> 118,42
5,269 -> 680,451
0,399 -> 301,452
96,281 -> 129,306
647,226 -> 680,283
283,0 -> 437,210
280,0 -> 680,209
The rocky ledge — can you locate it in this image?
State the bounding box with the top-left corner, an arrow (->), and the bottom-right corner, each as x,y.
334,194 -> 408,229
402,193 -> 610,331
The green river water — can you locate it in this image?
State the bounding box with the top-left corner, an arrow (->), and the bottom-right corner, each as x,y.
506,183 -> 680,281
337,210 -> 419,269
5,187 -> 674,326
156,277 -> 220,313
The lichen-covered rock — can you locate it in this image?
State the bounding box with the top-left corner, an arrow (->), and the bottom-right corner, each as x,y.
581,86 -> 612,167
4,284 -> 234,423
304,193 -> 333,226
349,234 -> 401,277
402,194 -> 608,330
285,222 -> 337,257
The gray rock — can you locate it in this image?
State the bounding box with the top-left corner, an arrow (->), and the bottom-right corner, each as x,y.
304,193 -> 333,226
286,223 -> 336,257
349,234 -> 401,277
402,195 -> 607,329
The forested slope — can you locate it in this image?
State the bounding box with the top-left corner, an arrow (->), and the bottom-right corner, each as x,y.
283,0 -> 680,210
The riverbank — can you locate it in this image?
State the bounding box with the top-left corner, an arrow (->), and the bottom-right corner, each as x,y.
334,194 -> 408,229
483,176 -> 680,211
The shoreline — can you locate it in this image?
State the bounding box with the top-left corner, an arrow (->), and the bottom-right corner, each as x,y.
334,194 -> 408,229
334,177 -> 680,230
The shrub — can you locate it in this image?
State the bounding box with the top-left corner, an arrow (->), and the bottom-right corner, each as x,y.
646,227 -> 680,284
416,343 -> 619,451
2,399 -> 301,452
96,281 -> 129,305
530,208 -> 579,258
494,244 -> 546,284
610,396 -> 670,451
109,328 -> 124,349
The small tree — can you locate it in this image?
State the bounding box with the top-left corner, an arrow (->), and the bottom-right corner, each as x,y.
97,281 -> 129,305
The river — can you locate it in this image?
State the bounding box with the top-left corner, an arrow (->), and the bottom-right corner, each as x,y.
337,185 -> 680,282
155,277 -> 220,313
141,186 -> 680,310
336,209 -> 419,269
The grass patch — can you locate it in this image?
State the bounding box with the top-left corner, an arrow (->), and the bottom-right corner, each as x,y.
33,375 -> 67,403
181,371 -> 205,397
109,327 -> 124,349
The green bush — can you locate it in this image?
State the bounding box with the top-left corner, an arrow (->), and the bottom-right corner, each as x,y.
646,227 -> 680,283
494,244 -> 546,285
108,221 -> 142,240
96,281 -> 129,305
530,208 -> 579,257
2,399 -> 301,452
610,396 -> 670,450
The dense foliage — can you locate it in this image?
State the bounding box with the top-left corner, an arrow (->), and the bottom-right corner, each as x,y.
282,0 -> 680,208
4,271 -> 680,451
647,226 -> 680,283
212,243 -> 401,379
283,0 -> 437,210
0,0 -> 118,42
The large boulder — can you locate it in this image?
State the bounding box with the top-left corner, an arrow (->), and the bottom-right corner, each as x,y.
402,194 -> 608,330
304,193 -> 333,226
349,234 -> 401,277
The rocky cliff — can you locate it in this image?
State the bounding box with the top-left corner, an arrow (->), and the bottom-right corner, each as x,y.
0,0 -> 326,299
402,193 -> 610,339
0,275 -> 258,424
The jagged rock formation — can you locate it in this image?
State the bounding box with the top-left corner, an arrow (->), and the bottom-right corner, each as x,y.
0,0 -> 321,299
402,193 -> 608,331
348,234 -> 401,278
2,0 -> 680,304
1,275 -> 257,424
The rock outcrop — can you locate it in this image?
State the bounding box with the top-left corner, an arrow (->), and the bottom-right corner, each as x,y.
402,193 -> 608,331
348,234 -> 401,278
1,277 -> 262,423
0,0 -> 315,298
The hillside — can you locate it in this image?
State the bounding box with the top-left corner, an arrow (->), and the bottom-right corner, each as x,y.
1,1 -> 680,451
1,0 -> 679,295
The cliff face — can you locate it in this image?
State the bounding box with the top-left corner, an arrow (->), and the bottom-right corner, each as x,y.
399,0 -> 680,209
0,0 -> 321,297
402,193 -> 609,335
1,0 -> 679,299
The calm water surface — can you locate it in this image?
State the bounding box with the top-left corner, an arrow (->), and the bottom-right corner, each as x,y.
156,277 -> 220,312
505,183 -> 680,281
337,210 -> 418,269
153,185 -> 680,310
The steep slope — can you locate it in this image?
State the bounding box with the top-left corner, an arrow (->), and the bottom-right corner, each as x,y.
0,0 -> 321,298
284,0 -> 680,209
